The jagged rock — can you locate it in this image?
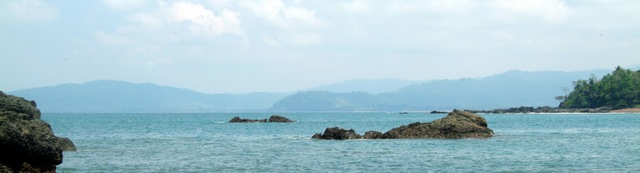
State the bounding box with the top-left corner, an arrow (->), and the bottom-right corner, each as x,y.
58,137 -> 77,151
0,91 -> 65,172
311,127 -> 362,140
363,131 -> 383,139
229,116 -> 267,123
267,115 -> 295,122
312,110 -> 493,140
229,115 -> 295,123
382,110 -> 493,139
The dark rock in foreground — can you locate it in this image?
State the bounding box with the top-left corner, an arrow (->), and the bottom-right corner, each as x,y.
311,127 -> 362,140
312,110 -> 493,140
229,115 -> 295,123
0,91 -> 69,172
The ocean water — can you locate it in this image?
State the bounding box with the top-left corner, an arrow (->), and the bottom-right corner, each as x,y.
42,112 -> 640,172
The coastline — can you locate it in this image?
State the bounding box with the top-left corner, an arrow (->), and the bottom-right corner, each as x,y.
457,106 -> 640,114
610,108 -> 640,113
462,106 -> 612,114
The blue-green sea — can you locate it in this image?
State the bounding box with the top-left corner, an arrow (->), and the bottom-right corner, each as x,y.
43,112 -> 640,172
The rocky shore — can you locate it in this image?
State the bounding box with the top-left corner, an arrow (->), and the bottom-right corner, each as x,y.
461,106 -> 613,114
229,115 -> 295,123
313,110 -> 493,140
0,91 -> 74,172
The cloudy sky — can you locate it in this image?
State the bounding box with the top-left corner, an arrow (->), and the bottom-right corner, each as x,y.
1,0 -> 638,93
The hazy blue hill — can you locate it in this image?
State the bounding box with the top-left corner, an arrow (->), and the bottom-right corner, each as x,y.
271,69 -> 611,111
309,78 -> 426,93
386,70 -> 611,110
270,91 -> 383,111
8,80 -> 288,113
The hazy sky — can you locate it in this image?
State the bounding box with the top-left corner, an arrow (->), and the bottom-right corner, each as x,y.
1,0 -> 638,93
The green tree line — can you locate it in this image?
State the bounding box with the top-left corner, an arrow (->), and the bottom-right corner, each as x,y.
560,66 -> 640,109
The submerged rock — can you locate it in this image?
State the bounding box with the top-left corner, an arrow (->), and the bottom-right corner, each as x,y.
229,115 -> 295,123
311,127 -> 362,140
312,110 -> 493,140
0,91 -> 68,172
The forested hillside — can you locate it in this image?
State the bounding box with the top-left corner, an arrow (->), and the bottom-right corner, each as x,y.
561,67 -> 640,109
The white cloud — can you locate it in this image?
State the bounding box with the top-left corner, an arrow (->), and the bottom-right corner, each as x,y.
166,1 -> 243,36
128,13 -> 163,26
241,0 -> 324,30
382,0 -> 480,15
344,0 -> 374,14
1,0 -> 58,22
288,32 -> 323,46
103,0 -> 147,10
491,0 -> 570,22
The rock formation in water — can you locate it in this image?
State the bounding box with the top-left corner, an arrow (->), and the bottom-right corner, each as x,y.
312,110 -> 494,140
267,115 -> 295,122
58,137 -> 77,151
229,115 -> 295,123
381,110 -> 493,139
229,116 -> 267,123
311,127 -> 362,140
363,131 -> 383,139
0,91 -> 73,172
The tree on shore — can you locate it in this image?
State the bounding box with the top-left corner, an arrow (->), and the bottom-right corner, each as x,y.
560,66 -> 640,109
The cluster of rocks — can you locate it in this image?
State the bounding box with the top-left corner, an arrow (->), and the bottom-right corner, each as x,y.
312,110 -> 494,139
229,115 -> 295,123
464,106 -> 612,114
0,91 -> 75,172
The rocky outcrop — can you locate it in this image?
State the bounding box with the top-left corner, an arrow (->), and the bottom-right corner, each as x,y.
267,115 -> 295,122
312,110 -> 493,140
363,131 -> 383,139
58,137 -> 77,151
311,127 -> 362,140
0,91 -> 68,172
382,110 -> 493,139
229,117 -> 267,123
229,115 -> 295,123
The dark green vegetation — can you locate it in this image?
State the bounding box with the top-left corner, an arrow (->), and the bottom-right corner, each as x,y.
561,66 -> 640,109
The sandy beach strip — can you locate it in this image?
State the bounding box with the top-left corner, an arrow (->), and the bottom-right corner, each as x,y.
611,108 -> 640,113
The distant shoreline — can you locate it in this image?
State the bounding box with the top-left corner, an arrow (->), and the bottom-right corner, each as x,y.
610,108 -> 640,113
448,106 -> 640,114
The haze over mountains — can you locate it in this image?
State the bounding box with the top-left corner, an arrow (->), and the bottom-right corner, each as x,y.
8,69 -> 611,113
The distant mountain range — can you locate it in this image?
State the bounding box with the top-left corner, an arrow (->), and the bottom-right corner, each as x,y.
308,78 -> 427,94
7,69 -> 612,112
271,69 -> 611,111
8,80 -> 289,113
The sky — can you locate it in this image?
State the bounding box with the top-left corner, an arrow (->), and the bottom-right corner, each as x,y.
1,0 -> 638,93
